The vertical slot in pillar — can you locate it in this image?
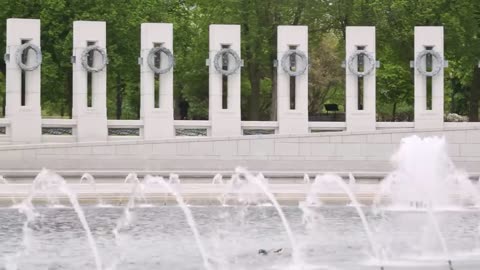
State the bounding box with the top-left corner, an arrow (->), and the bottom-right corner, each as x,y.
221,44 -> 230,110
425,46 -> 434,110
289,45 -> 297,110
153,42 -> 162,109
356,45 -> 365,111
86,41 -> 96,108
20,39 -> 29,107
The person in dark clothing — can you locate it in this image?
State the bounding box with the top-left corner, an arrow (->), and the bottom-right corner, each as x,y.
179,99 -> 189,120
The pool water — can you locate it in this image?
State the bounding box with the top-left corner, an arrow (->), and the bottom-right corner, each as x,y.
1,205 -> 480,270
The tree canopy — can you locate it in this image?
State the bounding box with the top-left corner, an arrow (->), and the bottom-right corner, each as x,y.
1,0 -> 479,121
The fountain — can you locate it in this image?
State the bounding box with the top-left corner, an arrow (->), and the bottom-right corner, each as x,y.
122,172 -> 149,206
212,173 -> 223,185
303,174 -> 310,184
80,173 -> 105,206
0,175 -> 7,184
6,169 -> 102,270
375,136 -> 478,209
235,167 -> 302,268
1,136 -> 480,269
348,173 -> 356,189
114,174 -> 213,270
0,175 -> 16,206
303,173 -> 382,263
371,136 -> 480,268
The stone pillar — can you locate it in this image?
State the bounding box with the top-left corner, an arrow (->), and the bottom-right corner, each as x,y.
208,24 -> 241,137
72,21 -> 108,142
345,26 -> 376,132
414,26 -> 444,129
277,26 -> 308,134
5,19 -> 42,143
140,23 -> 174,139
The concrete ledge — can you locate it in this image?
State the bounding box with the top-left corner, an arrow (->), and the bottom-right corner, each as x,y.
0,182 -> 382,205
0,127 -> 479,173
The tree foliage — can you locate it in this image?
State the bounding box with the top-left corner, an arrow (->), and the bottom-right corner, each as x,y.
1,0 -> 480,121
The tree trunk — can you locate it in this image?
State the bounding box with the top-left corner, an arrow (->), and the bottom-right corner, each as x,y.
243,17 -> 261,121
469,67 -> 480,122
1,90 -> 5,117
115,75 -> 124,120
392,102 -> 397,121
248,64 -> 261,120
60,103 -> 65,117
66,70 -> 72,118
292,0 -> 305,25
450,79 -> 457,113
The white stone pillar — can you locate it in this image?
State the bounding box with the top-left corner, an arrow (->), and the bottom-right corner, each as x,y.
208,24 -> 241,137
72,21 -> 108,142
140,23 -> 174,139
5,19 -> 42,143
345,26 -> 376,132
277,26 -> 308,134
414,26 -> 444,129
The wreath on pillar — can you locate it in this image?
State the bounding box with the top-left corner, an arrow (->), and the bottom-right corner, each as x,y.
213,48 -> 241,76
147,46 -> 175,74
280,49 -> 308,76
415,50 -> 443,77
81,45 -> 107,73
15,43 -> 42,71
347,50 -> 376,77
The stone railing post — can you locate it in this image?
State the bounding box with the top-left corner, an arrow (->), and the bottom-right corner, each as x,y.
72,21 -> 108,142
414,26 -> 444,129
140,23 -> 174,139
277,26 -> 309,134
5,19 -> 42,143
345,26 -> 376,132
208,24 -> 242,137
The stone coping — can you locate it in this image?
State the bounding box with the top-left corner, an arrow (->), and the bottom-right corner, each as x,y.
0,126 -> 479,151
1,170 -> 479,180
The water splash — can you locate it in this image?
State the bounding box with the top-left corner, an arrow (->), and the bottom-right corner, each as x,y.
0,175 -> 7,184
143,174 -> 212,270
373,136 -> 459,265
212,173 -> 223,185
117,173 -> 141,228
235,167 -> 301,267
211,173 -> 227,205
123,172 -> 146,204
0,175 -> 17,205
303,174 -> 310,184
80,173 -> 104,206
302,175 -> 322,207
313,174 -> 381,261
168,173 -> 181,185
110,173 -> 141,269
347,173 -> 363,207
348,173 -> 356,188
12,169 -> 102,270
256,172 -> 268,185
219,174 -> 241,206
387,136 -> 463,208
